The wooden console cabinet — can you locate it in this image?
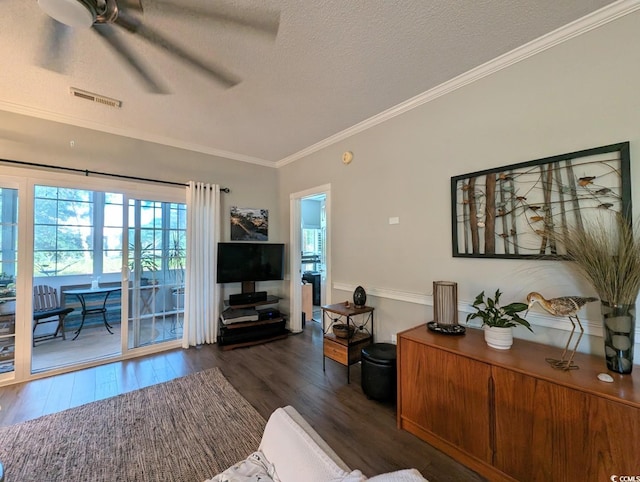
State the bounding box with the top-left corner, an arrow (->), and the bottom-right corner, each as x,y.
397,325 -> 640,482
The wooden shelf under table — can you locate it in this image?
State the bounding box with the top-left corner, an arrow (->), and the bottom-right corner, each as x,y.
323,332 -> 372,381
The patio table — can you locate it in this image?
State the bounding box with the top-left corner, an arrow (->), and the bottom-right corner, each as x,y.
63,286 -> 121,340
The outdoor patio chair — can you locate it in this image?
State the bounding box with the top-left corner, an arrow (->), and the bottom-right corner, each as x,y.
33,285 -> 73,346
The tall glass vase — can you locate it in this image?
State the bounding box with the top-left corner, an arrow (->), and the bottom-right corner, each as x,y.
601,301 -> 635,374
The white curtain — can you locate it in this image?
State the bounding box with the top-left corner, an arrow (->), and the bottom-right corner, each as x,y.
183,182 -> 220,348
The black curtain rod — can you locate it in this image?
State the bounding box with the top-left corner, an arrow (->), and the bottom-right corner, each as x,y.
0,158 -> 230,193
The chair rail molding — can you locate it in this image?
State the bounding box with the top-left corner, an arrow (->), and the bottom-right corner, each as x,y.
333,282 -> 609,337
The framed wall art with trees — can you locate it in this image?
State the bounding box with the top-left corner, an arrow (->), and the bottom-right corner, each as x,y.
450,142 -> 631,259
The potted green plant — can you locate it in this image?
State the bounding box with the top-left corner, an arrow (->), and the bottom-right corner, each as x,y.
466,289 -> 532,350
168,234 -> 186,310
168,234 -> 185,285
129,242 -> 159,285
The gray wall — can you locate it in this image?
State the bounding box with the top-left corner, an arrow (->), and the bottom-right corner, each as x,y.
0,110 -> 281,241
0,109 -> 283,300
278,11 -> 640,356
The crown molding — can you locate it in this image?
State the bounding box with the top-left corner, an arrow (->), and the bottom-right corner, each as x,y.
0,100 -> 276,168
276,0 -> 640,168
3,1 -> 637,170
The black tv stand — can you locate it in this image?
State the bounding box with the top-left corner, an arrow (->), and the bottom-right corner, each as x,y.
218,294 -> 288,350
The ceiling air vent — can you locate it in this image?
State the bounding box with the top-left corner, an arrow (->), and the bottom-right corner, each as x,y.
69,87 -> 122,108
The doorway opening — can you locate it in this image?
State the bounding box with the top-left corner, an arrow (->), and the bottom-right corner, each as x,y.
289,184 -> 331,334
301,194 -> 326,324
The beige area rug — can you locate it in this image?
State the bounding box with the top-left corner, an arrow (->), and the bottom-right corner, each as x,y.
0,368 -> 265,481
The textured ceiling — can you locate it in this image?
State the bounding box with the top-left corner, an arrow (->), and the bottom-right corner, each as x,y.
0,0 -> 620,166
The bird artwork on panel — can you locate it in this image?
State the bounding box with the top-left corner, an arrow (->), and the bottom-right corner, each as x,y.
526,292 -> 598,370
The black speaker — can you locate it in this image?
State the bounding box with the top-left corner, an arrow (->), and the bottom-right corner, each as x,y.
229,291 -> 268,306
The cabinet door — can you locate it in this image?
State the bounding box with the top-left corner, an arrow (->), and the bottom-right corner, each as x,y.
493,366 -> 640,481
399,338 -> 492,464
586,395 -> 640,479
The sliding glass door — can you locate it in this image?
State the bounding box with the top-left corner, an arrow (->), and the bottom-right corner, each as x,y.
31,186 -> 124,371
0,186 -> 18,377
0,166 -> 188,383
127,198 -> 186,349
28,183 -> 186,375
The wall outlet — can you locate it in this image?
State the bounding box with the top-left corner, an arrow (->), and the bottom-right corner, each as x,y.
391,333 -> 397,343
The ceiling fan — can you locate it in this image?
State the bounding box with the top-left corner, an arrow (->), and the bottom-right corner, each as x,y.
36,0 -> 280,93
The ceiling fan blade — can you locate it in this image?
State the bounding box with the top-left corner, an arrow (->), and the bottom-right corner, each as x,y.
119,0 -> 143,13
39,17 -> 73,73
93,24 -> 169,94
114,12 -> 241,88
151,0 -> 280,38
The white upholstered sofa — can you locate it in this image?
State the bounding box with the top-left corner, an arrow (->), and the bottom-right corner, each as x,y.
208,405 -> 428,482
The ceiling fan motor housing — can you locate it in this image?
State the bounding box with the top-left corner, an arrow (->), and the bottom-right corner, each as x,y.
38,0 -> 97,28
38,0 -> 120,27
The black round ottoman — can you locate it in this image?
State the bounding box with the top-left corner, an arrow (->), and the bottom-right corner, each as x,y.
361,343 -> 397,402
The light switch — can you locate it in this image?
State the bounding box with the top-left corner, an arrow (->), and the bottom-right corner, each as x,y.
389,217 -> 400,225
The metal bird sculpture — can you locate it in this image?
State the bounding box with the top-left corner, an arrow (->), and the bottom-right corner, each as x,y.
526,292 -> 598,370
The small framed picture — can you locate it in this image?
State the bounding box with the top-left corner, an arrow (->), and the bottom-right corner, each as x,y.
230,207 -> 268,241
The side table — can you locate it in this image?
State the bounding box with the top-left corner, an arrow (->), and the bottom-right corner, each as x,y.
322,302 -> 374,383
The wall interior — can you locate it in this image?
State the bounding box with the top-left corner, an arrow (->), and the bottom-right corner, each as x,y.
278,10 -> 640,358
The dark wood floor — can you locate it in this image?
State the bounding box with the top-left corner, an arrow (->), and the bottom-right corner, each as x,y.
0,321 -> 485,482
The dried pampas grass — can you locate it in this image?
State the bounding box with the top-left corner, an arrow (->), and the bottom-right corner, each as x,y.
561,214 -> 640,305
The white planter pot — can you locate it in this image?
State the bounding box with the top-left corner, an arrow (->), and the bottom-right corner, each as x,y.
484,326 -> 513,350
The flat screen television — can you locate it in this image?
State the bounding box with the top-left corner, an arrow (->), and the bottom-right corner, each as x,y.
217,242 -> 285,285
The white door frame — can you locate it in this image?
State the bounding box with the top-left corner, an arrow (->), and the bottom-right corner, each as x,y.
289,184 -> 331,333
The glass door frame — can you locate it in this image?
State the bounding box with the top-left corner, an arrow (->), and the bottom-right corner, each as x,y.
0,174 -> 27,384
123,195 -> 187,353
0,165 -> 185,385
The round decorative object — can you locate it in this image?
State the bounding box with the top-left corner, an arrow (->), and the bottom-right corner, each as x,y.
353,285 -> 367,308
597,373 -> 614,383
342,151 -> 354,164
427,321 -> 466,335
333,323 -> 355,339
